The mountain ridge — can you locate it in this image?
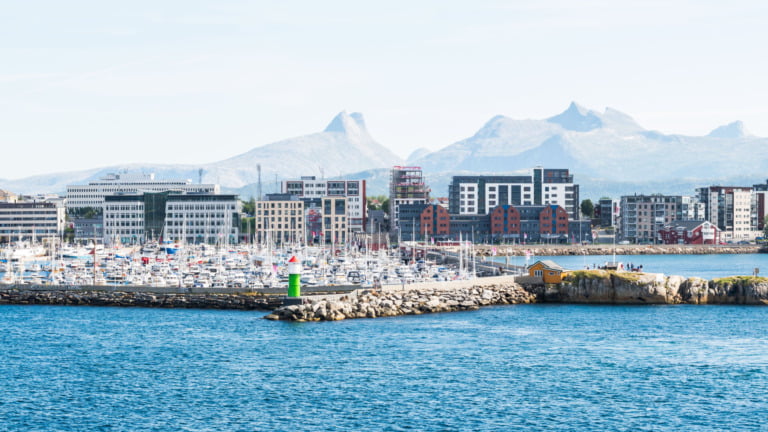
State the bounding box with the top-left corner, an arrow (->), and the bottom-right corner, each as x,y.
2,104 -> 767,200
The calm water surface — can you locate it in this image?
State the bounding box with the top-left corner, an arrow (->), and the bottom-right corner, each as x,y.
492,253 -> 768,279
1,304 -> 766,431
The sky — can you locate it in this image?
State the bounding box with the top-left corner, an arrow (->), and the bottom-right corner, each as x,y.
2,0 -> 768,180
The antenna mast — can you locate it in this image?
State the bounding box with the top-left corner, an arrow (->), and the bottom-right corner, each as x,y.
257,164 -> 262,201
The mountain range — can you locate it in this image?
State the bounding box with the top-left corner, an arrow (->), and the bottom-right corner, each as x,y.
2,103 -> 767,200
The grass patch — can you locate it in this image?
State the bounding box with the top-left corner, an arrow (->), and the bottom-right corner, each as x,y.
712,276 -> 768,285
612,272 -> 643,282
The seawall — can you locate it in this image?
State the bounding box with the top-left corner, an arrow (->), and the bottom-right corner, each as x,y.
0,288 -> 281,310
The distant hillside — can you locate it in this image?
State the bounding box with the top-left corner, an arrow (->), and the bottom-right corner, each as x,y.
0,111 -> 403,195
410,102 -> 768,188
3,104 -> 768,201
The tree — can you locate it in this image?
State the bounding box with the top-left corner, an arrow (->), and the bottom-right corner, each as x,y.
580,199 -> 594,218
241,197 -> 256,216
763,216 -> 768,238
367,195 -> 389,212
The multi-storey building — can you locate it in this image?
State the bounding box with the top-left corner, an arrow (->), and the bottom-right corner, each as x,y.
389,166 -> 430,235
396,203 -> 588,244
103,192 -> 240,245
67,173 -> 219,210
696,186 -> 756,241
322,197 -> 347,244
282,176 -> 366,232
447,167 -> 579,220
0,201 -> 66,243
397,204 -> 450,241
596,198 -> 619,228
619,195 -> 685,243
254,195 -> 304,245
752,180 -> 768,231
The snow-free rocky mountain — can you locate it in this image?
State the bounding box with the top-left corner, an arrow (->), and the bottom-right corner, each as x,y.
0,111 -> 404,196
3,104 -> 768,199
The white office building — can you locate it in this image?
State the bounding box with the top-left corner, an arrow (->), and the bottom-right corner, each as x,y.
67,173 -> 220,210
103,192 -> 240,245
0,201 -> 66,243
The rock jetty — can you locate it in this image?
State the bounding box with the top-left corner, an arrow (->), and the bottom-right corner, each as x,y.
265,272 -> 768,321
264,280 -> 535,322
0,289 -> 279,310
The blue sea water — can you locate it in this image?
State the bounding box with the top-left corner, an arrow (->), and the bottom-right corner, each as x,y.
491,253 -> 768,279
1,304 -> 767,431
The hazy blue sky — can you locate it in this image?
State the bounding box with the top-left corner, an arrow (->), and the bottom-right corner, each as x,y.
2,0 -> 767,179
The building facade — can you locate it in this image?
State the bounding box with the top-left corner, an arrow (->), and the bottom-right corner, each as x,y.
389,166 -> 430,236
67,173 -> 220,210
103,192 -> 240,245
596,198 -> 619,228
0,201 -> 66,243
283,176 -> 366,232
447,167 -> 579,220
658,220 -> 720,245
322,197 -> 347,244
254,196 -> 304,245
619,194 -> 685,243
752,180 -> 768,231
696,186 -> 756,241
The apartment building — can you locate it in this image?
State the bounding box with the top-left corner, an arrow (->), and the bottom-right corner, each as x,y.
282,176 -> 366,232
447,167 -> 579,220
696,186 -> 756,241
322,197 -> 347,244
619,195 -> 684,243
254,195 -> 304,245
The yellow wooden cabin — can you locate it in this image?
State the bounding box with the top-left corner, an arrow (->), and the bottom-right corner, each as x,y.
527,260 -> 569,284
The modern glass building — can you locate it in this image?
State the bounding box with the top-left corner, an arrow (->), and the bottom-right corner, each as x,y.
103,192 -> 240,245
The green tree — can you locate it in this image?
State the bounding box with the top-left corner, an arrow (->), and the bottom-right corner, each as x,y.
580,199 -> 594,218
763,216 -> 768,238
241,197 -> 256,216
367,195 -> 389,211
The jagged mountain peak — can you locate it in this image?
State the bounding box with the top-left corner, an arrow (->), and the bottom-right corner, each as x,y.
547,101 -> 603,132
324,111 -> 368,135
707,121 -> 750,139
407,147 -> 432,163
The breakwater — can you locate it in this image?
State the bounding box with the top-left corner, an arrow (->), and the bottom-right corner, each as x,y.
0,288 -> 281,310
265,272 -> 768,321
472,244 -> 758,256
3,271 -> 768,321
265,277 -> 535,322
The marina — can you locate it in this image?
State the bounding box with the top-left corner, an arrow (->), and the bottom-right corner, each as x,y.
0,241 -> 488,293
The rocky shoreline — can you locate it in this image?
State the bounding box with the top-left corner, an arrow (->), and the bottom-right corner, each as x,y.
3,271 -> 768,322
264,272 -> 768,321
472,244 -> 759,256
